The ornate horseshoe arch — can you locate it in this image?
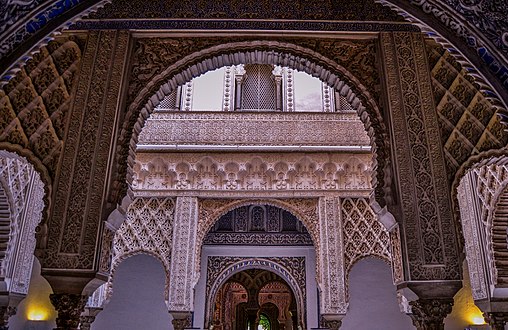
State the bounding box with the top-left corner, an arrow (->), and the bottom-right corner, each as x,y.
205,257 -> 306,330
124,40 -> 392,211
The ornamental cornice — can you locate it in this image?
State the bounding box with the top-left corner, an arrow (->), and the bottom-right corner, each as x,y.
132,152 -> 373,193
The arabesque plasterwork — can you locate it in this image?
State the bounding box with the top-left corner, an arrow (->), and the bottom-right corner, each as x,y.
457,162 -> 508,301
133,153 -> 372,193
0,151 -> 44,295
138,112 -> 370,148
380,32 -> 460,281
108,197 -> 174,301
341,198 -> 391,275
168,197 -> 199,311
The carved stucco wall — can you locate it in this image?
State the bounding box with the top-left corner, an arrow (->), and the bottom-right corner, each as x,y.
458,161 -> 508,301
118,39 -> 391,217
380,32 -> 460,281
0,151 -> 44,296
107,197 -> 174,301
39,30 -> 129,272
427,40 -> 508,183
1,0 -> 506,89
0,38 -> 83,195
132,153 -> 372,195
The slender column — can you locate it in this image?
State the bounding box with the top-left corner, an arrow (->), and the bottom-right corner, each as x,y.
168,197 -> 199,313
272,66 -> 283,111
234,65 -> 246,111
409,299 -> 453,330
50,294 -> 88,330
484,312 -> 508,330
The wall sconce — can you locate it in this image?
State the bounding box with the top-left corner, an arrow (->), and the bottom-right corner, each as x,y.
26,320 -> 49,330
26,307 -> 50,330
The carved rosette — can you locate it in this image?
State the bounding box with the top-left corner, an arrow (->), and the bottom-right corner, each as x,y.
409,299 -> 453,330
50,294 -> 88,330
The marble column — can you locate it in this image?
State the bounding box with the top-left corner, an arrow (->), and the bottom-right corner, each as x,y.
50,294 -> 88,330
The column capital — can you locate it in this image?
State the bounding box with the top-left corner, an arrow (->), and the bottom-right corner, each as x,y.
320,314 -> 344,330
409,299 -> 453,330
170,312 -> 192,330
50,293 -> 88,330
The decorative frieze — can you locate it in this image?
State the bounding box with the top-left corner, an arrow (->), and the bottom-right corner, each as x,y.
133,153 -> 372,193
137,112 -> 370,147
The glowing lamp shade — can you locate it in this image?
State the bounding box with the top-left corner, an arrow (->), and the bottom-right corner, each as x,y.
27,307 -> 49,321
471,315 -> 486,325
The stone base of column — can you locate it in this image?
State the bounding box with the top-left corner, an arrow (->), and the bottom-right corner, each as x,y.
50,293 -> 88,330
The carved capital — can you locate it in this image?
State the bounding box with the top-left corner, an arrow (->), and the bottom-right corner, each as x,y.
171,313 -> 192,330
50,294 -> 88,330
409,299 -> 453,330
79,315 -> 95,330
0,306 -> 16,329
320,314 -> 344,330
484,312 -> 508,330
79,307 -> 103,330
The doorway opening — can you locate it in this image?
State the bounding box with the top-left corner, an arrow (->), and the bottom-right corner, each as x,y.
211,269 -> 297,330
